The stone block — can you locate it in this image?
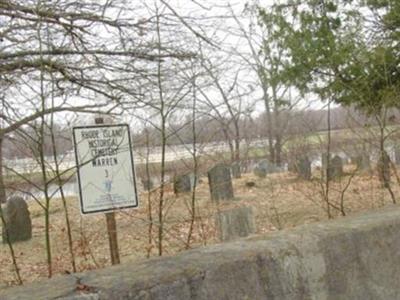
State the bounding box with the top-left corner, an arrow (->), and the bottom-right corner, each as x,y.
215,206 -> 256,242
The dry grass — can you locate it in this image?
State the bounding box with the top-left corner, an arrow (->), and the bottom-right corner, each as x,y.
1,166 -> 399,289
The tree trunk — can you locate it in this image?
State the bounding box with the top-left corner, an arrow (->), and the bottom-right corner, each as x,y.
233,121 -> 241,162
0,136 -> 6,203
272,83 -> 282,166
274,136 -> 282,166
260,73 -> 275,163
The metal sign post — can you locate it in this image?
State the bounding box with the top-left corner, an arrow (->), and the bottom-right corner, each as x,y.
72,117 -> 138,265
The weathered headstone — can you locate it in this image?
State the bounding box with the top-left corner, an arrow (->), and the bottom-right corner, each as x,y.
253,159 -> 276,178
360,154 -> 371,171
321,153 -> 330,178
296,156 -> 312,180
141,178 -> 153,191
173,174 -> 192,194
215,206 -> 256,242
0,175 -> 5,204
378,151 -> 391,188
287,159 -> 297,173
241,159 -> 255,174
189,173 -> 198,190
2,196 -> 32,243
327,155 -> 344,180
341,154 -> 351,165
231,162 -> 241,179
208,164 -> 234,202
353,153 -> 371,171
395,146 -> 400,165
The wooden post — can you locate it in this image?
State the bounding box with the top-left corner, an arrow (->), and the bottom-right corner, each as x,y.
105,212 -> 120,265
95,116 -> 120,265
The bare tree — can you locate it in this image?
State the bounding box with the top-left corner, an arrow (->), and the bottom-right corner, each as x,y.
230,6 -> 298,166
197,54 -> 254,163
0,0 -> 193,203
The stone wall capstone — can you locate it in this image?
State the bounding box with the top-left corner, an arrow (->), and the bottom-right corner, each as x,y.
3,206 -> 400,299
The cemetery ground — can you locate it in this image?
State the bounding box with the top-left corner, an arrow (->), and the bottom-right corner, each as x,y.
1,164 -> 399,289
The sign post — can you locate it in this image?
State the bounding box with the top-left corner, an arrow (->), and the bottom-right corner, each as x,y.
95,117 -> 120,265
72,117 -> 138,265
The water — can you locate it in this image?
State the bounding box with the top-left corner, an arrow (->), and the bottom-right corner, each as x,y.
7,180 -> 77,201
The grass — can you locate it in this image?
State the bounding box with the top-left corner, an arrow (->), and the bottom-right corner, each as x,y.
284,124 -> 400,150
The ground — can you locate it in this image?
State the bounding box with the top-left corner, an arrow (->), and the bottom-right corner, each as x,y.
0,166 -> 399,289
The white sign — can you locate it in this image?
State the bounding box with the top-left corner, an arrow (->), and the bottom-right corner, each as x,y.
72,124 -> 138,214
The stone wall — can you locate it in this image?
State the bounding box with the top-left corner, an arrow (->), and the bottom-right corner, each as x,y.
2,206 -> 400,299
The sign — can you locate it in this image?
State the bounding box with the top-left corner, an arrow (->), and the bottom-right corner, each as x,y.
72,124 -> 138,214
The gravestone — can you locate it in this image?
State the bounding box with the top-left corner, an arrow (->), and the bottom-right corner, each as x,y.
341,154 -> 351,165
208,164 -> 234,202
350,156 -> 358,165
231,162 -> 241,179
296,156 -> 312,180
253,159 -> 276,178
215,206 -> 256,242
141,178 -> 153,191
360,154 -> 371,171
353,153 -> 371,171
189,173 -> 198,189
395,146 -> 400,165
287,159 -> 297,173
241,159 -> 255,174
2,196 -> 32,243
321,153 -> 330,169
173,174 -> 192,194
378,151 -> 391,188
321,153 -> 329,176
327,155 -> 344,180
